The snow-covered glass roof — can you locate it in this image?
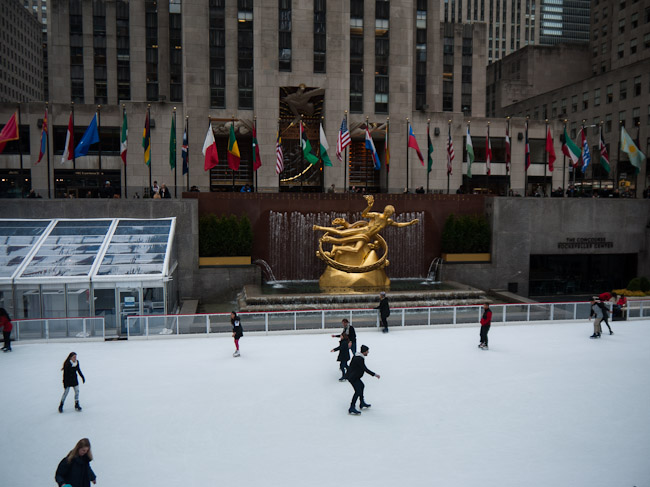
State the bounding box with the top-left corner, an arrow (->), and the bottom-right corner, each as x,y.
0,218 -> 175,284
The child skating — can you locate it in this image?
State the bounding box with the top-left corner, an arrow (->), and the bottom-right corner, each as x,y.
59,352 -> 85,413
331,331 -> 351,381
231,311 -> 243,357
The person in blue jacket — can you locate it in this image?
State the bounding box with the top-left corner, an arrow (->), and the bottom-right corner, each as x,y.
55,438 -> 97,487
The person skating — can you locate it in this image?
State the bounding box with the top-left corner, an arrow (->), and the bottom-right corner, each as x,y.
478,303 -> 492,350
596,298 -> 613,335
0,308 -> 13,352
375,291 -> 390,333
589,298 -> 604,338
55,438 -> 97,487
346,345 -> 380,415
332,318 -> 357,354
331,332 -> 351,381
231,311 -> 244,357
59,352 -> 85,412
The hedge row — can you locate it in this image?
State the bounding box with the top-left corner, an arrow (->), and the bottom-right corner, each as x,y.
441,214 -> 491,253
199,214 -> 253,257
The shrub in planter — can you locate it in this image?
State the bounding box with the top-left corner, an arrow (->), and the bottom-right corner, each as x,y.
441,214 -> 490,254
199,213 -> 253,257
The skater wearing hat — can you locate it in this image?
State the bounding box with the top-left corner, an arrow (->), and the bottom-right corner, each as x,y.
346,345 -> 380,415
375,291 -> 390,333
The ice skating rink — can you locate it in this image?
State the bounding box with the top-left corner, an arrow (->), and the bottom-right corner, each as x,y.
3,319 -> 650,487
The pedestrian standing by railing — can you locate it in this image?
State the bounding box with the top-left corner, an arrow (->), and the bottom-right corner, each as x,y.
376,291 -> 391,333
59,352 -> 85,413
0,308 -> 13,352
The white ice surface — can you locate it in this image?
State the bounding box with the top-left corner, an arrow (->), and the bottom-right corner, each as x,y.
2,320 -> 650,487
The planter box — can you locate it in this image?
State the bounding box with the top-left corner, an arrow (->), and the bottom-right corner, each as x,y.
442,253 -> 491,263
199,256 -> 252,266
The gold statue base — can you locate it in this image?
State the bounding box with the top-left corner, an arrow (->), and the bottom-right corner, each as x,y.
318,249 -> 390,291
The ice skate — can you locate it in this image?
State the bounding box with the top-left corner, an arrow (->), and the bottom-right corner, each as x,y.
75,402 -> 82,411
58,403 -> 63,413
589,334 -> 599,339
348,407 -> 361,415
360,401 -> 371,409
233,350 -> 240,357
338,377 -> 346,382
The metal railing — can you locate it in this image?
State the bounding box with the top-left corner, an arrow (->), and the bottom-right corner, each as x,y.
13,317 -> 106,341
124,300 -> 650,338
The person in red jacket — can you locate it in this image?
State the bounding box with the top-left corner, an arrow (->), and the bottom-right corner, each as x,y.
478,303 -> 492,350
0,307 -> 12,352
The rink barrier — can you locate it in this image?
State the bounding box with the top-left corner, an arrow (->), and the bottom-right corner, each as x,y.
11,300 -> 648,341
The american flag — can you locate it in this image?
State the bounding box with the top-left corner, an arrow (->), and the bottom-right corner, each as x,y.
446,126 -> 454,175
336,116 -> 351,161
275,132 -> 284,175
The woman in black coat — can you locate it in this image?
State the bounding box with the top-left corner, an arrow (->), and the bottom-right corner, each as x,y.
331,332 -> 351,381
55,438 -> 97,487
59,352 -> 85,413
231,311 -> 244,357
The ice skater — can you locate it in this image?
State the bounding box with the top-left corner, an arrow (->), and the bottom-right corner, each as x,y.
346,345 -> 380,415
59,352 -> 85,413
0,308 -> 13,352
332,318 -> 357,354
231,311 -> 244,357
478,303 -> 492,350
55,438 -> 97,487
589,298 -> 604,338
597,298 -> 613,335
375,291 -> 390,333
331,331 -> 351,381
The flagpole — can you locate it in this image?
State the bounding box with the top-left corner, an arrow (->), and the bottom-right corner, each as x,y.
72,102 -> 76,171
254,116 -> 258,192
278,118 -> 281,189
525,118 -> 529,196
544,119 -> 548,197
231,115 -> 236,191
343,111 -> 348,192
320,116 -> 325,193
635,121 -> 641,194
447,120 -> 451,194
485,122 -> 489,194
581,120 -> 587,188
147,104 -> 152,192
97,105 -> 102,177
172,108 -> 177,197
300,115 -> 304,193
17,103 -> 24,197
562,119 -> 567,195
385,117 -> 389,192
598,122 -> 603,193
506,116 -> 511,195
45,102 -> 51,198
366,116 -> 370,191
185,116 -> 189,191
405,118 -> 409,193
122,105 -> 128,199
426,119 -> 430,193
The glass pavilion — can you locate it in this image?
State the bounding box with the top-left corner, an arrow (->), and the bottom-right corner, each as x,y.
0,218 -> 178,336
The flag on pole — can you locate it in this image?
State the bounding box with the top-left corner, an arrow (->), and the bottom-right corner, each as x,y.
505,123 -> 511,173
545,127 -> 556,172
580,129 -> 591,173
252,123 -> 262,171
385,123 -> 390,173
61,112 -> 74,163
227,123 -> 241,171
120,109 -> 128,165
365,126 -> 380,170
181,119 -> 189,175
465,125 -> 474,178
37,107 -> 47,164
74,113 -> 100,158
620,126 -> 647,174
336,116 -> 350,162
485,130 -> 492,176
300,121 -> 319,165
408,124 -> 425,165
427,126 -> 434,173
275,132 -> 284,175
561,127 -> 581,167
202,122 -> 219,171
142,111 -> 151,166
599,126 -> 610,174
319,122 -> 332,167
524,122 -> 531,171
169,114 -> 177,170
446,127 -> 454,175
0,112 -> 19,154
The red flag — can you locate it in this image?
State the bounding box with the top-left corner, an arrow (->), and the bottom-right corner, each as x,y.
61,112 -> 74,163
545,127 -> 556,172
408,124 -> 424,165
202,123 -> 219,171
485,132 -> 492,176
0,112 -> 19,154
252,123 -> 262,171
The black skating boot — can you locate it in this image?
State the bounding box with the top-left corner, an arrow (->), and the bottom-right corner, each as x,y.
75,402 -> 82,411
360,401 -> 372,409
348,406 -> 361,415
58,402 -> 63,413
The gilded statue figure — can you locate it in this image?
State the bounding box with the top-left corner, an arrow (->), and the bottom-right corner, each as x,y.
313,195 -> 419,290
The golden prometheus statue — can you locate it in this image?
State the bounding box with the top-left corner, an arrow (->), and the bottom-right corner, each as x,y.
313,195 -> 419,291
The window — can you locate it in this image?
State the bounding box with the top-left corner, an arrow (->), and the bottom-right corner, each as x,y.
620,80 -> 627,100
313,0 -> 326,73
634,76 -> 641,96
571,95 -> 577,112
631,12 -> 638,28
209,0 -> 226,108
278,0 -> 292,71
617,43 -> 624,58
607,84 -> 613,103
647,105 -> 650,125
145,0 -> 159,102
632,107 -> 640,126
618,18 -> 625,34
619,110 -> 626,128
582,92 -> 588,110
350,0 -> 364,112
605,113 -> 612,133
645,33 -> 650,48
594,88 -> 601,107
238,0 -> 254,109
630,38 -> 637,54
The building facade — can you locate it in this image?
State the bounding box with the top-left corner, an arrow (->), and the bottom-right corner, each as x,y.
0,0 -> 44,103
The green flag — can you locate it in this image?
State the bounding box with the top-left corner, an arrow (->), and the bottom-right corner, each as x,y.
169,114 -> 176,170
465,125 -> 474,178
319,123 -> 332,167
427,129 -> 434,173
620,126 -> 646,174
300,122 -> 319,165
